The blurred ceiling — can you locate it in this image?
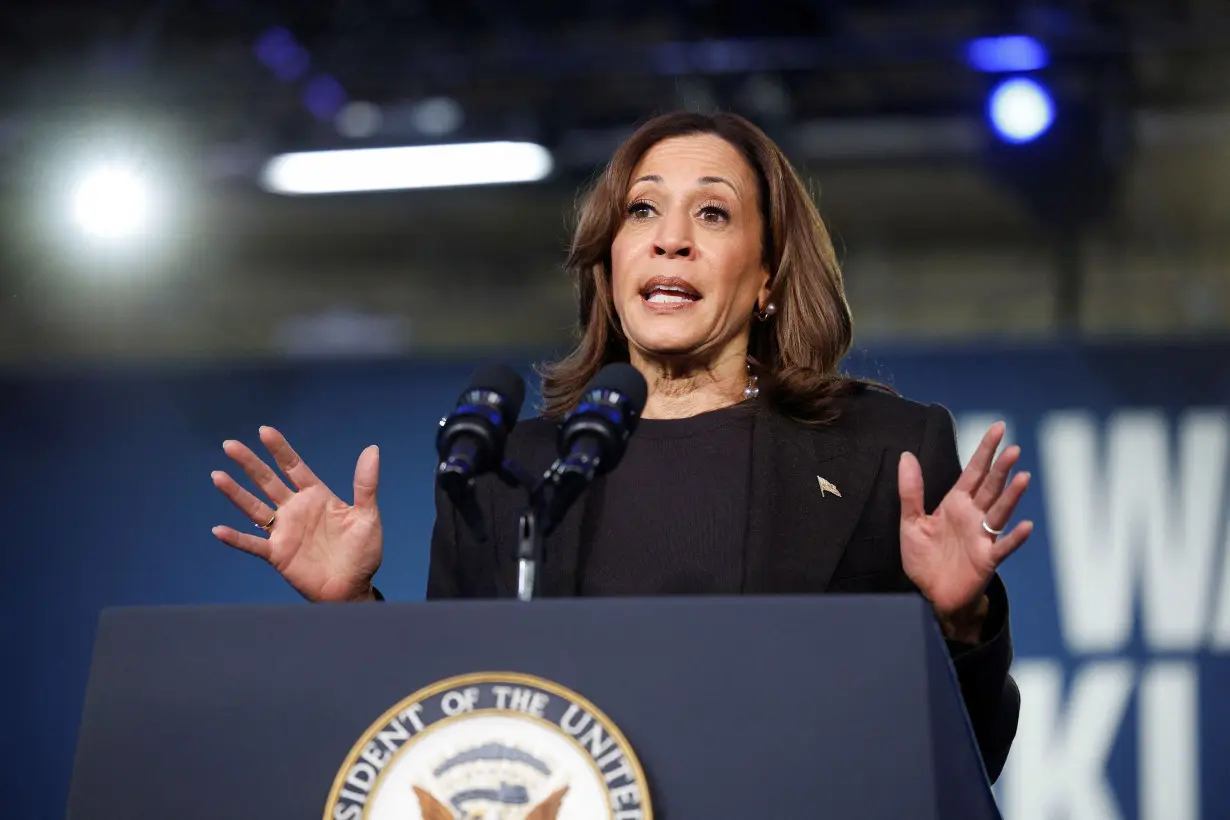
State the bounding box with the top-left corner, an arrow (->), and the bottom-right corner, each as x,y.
0,2 -> 1221,226
3,0 -> 1229,169
0,0 -> 1227,363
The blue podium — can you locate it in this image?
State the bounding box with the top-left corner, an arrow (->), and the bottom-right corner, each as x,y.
67,596 -> 1000,819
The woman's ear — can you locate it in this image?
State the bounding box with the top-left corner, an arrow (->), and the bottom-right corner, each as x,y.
756,268 -> 772,312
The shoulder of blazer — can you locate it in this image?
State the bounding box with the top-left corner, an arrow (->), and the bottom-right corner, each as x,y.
818,385 -> 952,450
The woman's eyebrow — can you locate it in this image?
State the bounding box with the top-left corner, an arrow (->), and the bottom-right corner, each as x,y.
630,174 -> 739,196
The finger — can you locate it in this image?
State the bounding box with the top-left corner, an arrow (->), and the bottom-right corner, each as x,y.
211,525 -> 272,562
353,445 -> 380,510
222,439 -> 294,505
259,426 -> 322,491
212,470 -> 277,528
898,451 -> 926,523
972,445 -> 1021,511
984,471 -> 1031,531
991,520 -> 1034,564
953,421 -> 1007,494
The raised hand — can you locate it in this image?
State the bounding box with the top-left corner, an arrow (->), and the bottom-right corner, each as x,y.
897,422 -> 1033,628
211,426 -> 383,603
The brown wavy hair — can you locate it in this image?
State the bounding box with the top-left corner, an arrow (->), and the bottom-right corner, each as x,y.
537,110 -> 871,424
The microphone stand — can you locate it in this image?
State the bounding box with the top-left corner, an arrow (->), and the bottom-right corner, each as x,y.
451,369 -> 638,601
492,460 -> 546,602
516,508 -> 542,603
446,457 -> 572,603
496,457 -> 590,602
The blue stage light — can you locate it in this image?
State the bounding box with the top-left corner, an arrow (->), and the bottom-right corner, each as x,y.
987,77 -> 1055,144
966,35 -> 1049,73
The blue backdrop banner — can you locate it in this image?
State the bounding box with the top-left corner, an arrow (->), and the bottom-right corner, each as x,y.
3,339 -> 1228,819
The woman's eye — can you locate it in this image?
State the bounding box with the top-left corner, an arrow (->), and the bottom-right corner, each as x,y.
699,205 -> 730,223
626,201 -> 654,219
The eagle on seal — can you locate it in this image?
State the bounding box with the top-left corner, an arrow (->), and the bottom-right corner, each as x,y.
413,784 -> 570,820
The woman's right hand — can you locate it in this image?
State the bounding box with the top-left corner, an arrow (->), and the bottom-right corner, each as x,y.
211,426 -> 383,603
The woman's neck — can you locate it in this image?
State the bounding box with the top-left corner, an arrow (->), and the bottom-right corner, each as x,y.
632,349 -> 750,420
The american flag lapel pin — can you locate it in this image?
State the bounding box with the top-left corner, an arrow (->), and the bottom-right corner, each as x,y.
818,476 -> 841,498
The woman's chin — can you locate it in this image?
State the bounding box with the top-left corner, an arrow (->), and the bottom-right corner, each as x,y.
629,333 -> 709,360
623,312 -> 721,360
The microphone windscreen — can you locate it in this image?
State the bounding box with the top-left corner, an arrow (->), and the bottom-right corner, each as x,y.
589,362 -> 648,415
464,364 -> 526,428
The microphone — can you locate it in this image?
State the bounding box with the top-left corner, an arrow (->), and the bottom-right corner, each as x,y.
435,364 -> 526,543
541,362 -> 647,536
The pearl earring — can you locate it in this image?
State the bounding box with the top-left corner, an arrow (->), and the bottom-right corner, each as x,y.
755,301 -> 777,322
743,362 -> 760,400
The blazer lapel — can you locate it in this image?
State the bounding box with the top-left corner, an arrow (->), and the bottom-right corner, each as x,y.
743,409 -> 886,594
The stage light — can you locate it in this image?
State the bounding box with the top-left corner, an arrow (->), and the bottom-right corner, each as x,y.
987,77 -> 1055,144
966,35 -> 1048,73
410,97 -> 463,137
70,166 -> 152,239
336,101 -> 383,139
259,141 -> 554,195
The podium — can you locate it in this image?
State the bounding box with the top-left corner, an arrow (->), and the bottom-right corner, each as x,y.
67,595 -> 1001,819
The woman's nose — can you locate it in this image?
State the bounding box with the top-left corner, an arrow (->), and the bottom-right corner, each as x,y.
653,242 -> 691,258
652,217 -> 693,258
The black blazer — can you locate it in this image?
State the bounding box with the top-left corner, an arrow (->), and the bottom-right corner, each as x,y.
426,387 -> 1019,782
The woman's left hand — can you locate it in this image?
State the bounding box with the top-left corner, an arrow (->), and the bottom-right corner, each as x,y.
897,422 -> 1033,638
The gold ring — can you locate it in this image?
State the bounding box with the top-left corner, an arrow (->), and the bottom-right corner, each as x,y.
258,511 -> 276,532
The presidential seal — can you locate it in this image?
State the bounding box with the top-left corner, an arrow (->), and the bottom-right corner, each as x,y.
324,672 -> 652,820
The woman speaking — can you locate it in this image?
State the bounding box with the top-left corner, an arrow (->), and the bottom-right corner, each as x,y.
210,111 -> 1032,782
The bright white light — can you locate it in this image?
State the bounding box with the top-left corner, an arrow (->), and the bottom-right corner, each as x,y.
259,141 -> 554,195
988,77 -> 1055,144
71,167 -> 151,238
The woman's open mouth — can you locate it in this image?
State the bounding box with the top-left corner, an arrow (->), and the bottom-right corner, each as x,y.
641,277 -> 701,306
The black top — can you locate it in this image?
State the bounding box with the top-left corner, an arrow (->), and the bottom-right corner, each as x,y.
425,387 -> 1020,783
579,402 -> 756,596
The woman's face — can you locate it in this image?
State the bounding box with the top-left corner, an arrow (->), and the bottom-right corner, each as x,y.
610,134 -> 770,364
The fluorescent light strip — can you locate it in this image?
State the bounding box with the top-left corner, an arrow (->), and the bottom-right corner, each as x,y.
259,141 -> 554,195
